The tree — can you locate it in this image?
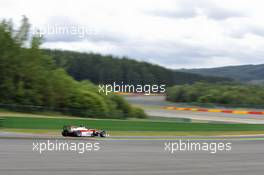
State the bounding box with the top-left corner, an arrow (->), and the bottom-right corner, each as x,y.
0,16 -> 147,119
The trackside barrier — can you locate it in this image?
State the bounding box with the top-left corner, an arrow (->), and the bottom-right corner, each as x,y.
163,106 -> 264,115
115,92 -> 166,96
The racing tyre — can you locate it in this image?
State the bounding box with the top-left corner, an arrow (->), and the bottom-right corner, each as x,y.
100,131 -> 106,137
62,131 -> 68,137
75,131 -> 82,137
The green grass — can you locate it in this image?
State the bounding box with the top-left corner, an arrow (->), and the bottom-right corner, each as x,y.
109,131 -> 264,136
1,116 -> 264,132
1,129 -> 264,136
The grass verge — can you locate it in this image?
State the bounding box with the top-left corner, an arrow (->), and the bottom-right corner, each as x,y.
1,116 -> 264,132
1,129 -> 264,136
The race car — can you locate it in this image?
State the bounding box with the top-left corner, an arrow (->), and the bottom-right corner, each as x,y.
62,125 -> 107,137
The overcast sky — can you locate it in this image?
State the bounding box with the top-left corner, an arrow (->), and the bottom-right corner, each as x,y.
1,0 -> 264,68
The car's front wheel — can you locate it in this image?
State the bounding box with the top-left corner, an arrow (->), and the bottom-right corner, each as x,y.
100,131 -> 106,137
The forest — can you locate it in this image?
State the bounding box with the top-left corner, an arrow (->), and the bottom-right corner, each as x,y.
44,49 -> 232,86
0,17 -> 146,119
166,82 -> 264,107
1,16 -> 260,119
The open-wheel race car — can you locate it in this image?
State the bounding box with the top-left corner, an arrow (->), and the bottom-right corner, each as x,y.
62,125 -> 107,137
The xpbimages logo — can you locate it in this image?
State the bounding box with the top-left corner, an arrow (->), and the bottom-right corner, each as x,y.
164,140 -> 232,154
32,140 -> 100,154
98,82 -> 166,95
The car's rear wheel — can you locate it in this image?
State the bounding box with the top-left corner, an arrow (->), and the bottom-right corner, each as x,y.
62,131 -> 68,137
75,131 -> 82,137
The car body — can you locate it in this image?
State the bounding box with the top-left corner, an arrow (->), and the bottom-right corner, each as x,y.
62,125 -> 106,137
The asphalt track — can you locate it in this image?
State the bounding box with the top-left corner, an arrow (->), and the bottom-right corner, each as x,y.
1,96 -> 264,175
0,136 -> 264,175
125,96 -> 264,124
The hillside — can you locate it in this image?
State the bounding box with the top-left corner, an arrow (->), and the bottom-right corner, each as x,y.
181,64 -> 264,83
166,82 -> 264,107
44,49 -> 233,86
0,17 -> 146,119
